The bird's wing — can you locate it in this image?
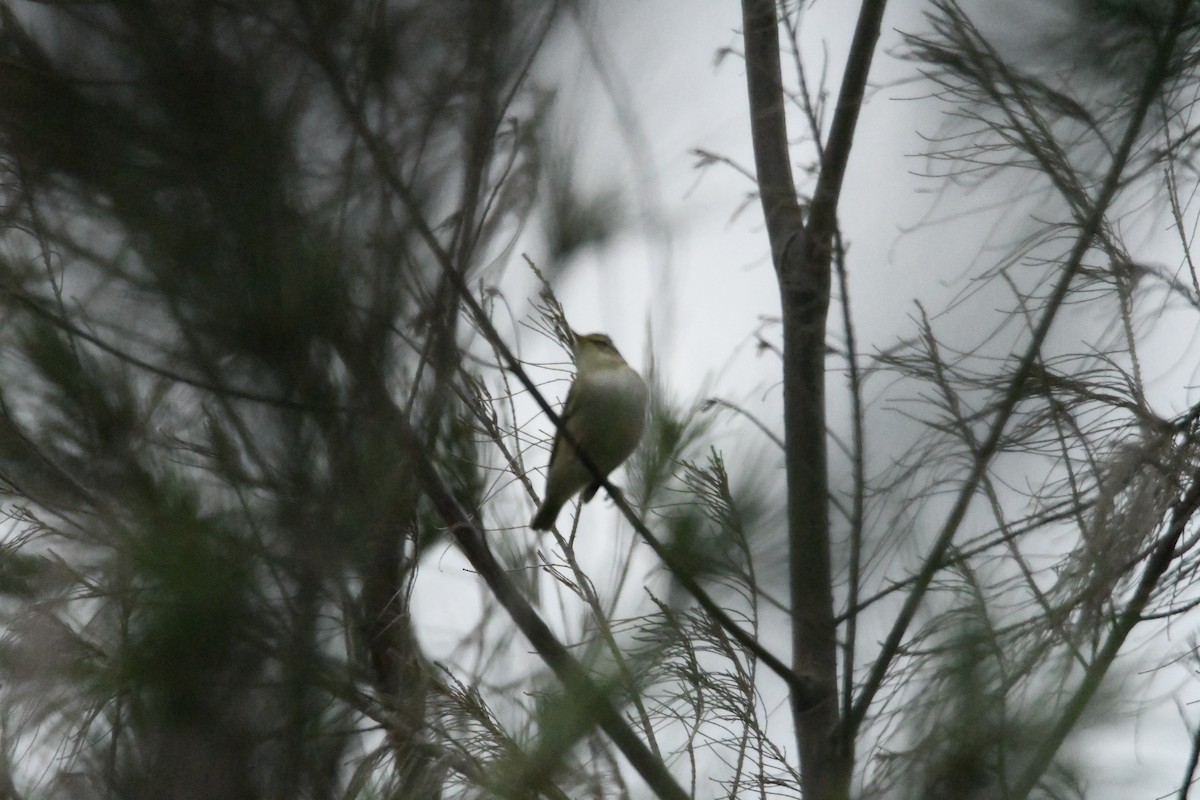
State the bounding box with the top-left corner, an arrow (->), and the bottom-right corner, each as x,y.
547,382 -> 578,469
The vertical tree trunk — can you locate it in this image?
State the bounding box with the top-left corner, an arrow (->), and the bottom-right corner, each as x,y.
740,1 -> 888,797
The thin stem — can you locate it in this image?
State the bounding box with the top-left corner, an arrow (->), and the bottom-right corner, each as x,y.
1178,713 -> 1200,800
834,229 -> 866,744
388,384 -> 691,800
305,13 -> 807,699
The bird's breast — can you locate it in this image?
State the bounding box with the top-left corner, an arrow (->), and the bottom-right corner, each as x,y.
571,367 -> 648,465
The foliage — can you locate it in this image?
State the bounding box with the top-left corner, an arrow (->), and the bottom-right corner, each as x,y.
0,1 -> 1199,799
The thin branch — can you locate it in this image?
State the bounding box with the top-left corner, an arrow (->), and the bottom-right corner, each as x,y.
304,14 -> 808,700
1010,462 -> 1200,800
389,396 -> 689,800
834,228 -> 867,738
6,289 -> 325,411
806,0 -> 890,250
1178,713 -> 1200,800
702,397 -> 784,451
847,0 -> 1193,740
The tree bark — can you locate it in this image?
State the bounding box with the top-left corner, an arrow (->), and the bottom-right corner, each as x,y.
740,1 -> 888,798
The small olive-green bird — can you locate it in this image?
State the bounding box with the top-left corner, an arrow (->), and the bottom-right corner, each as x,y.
530,332 -> 648,531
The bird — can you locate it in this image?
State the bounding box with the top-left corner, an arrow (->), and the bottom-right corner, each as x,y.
530,332 -> 648,531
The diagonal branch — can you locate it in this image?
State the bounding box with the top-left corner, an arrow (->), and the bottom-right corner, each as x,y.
1010,462 -> 1200,800
302,12 -> 808,701
806,0 -> 890,249
379,383 -> 690,800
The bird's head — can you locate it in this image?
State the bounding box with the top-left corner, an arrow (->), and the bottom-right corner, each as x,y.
572,332 -> 628,371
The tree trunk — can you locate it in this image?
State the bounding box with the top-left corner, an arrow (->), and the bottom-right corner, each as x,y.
740,1 -> 889,797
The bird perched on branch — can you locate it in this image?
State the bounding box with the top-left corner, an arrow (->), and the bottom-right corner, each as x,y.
530,332 -> 647,531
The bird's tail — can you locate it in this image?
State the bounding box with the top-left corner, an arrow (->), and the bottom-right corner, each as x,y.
530,496 -> 565,531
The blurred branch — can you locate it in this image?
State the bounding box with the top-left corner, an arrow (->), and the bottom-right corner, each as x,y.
549,528 -> 664,763
6,289 -> 322,411
702,397 -> 784,450
1179,710 -> 1200,800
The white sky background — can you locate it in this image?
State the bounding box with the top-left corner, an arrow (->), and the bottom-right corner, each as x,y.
416,1 -> 1200,798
